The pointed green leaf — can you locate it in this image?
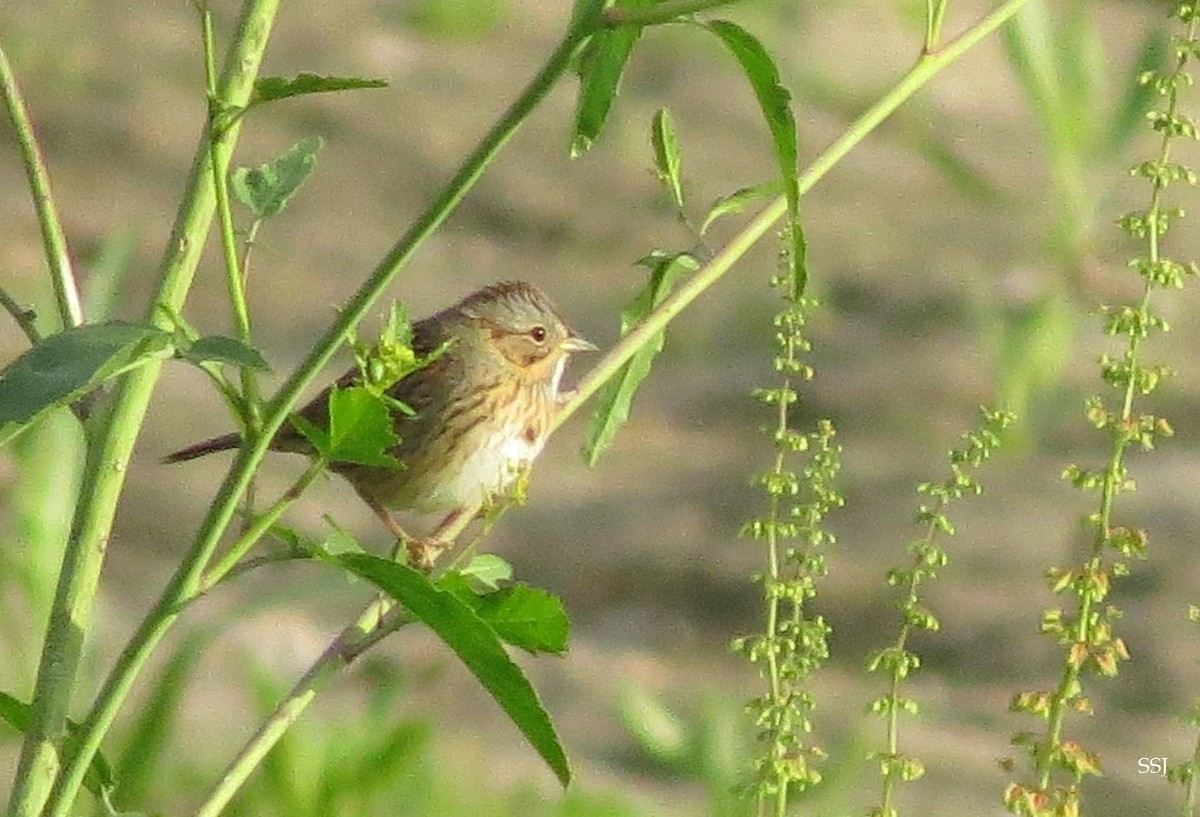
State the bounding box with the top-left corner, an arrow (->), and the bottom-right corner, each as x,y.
327,386 -> 400,467
252,73 -> 387,107
334,554 -> 571,786
583,251 -> 697,465
571,2 -> 650,156
474,586 -> 569,655
700,180 -> 782,235
289,385 -> 399,467
703,20 -> 804,295
180,335 -> 271,371
0,691 -> 115,797
0,322 -> 172,443
459,553 -> 514,591
231,136 -> 324,219
651,108 -> 684,208
438,573 -> 568,654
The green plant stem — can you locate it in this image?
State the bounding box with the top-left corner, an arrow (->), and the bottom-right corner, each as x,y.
201,5 -> 262,433
193,604 -> 412,817
0,283 -> 43,344
197,457 -> 327,594
760,341 -> 794,817
879,511 -> 941,814
1035,9 -> 1197,790
49,15 -> 596,815
0,40 -> 85,331
201,2 -> 1032,809
556,0 -> 1033,433
603,0 -> 740,26
1185,724 -> 1200,813
12,4 -> 281,816
925,0 -> 950,52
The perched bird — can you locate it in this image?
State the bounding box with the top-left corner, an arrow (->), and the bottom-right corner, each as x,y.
165,281 -> 596,566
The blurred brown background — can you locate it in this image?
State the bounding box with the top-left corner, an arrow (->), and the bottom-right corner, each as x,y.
3,1 -> 1200,814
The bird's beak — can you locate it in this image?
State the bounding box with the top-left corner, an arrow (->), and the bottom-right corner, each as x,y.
561,335 -> 598,353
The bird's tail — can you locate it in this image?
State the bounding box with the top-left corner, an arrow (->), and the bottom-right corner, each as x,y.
162,432 -> 243,464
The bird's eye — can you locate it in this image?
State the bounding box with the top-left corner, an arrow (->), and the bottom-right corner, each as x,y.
529,325 -> 547,343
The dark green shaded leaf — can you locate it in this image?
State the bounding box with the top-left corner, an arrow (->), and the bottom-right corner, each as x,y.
0,690 -> 115,797
651,108 -> 684,208
572,3 -> 650,157
252,74 -> 388,106
704,20 -> 803,295
0,321 -> 171,440
180,335 -> 271,371
1107,29 -> 1168,155
292,386 -> 399,467
583,251 -> 697,465
700,180 -> 782,235
231,136 -> 324,219
334,554 -> 571,786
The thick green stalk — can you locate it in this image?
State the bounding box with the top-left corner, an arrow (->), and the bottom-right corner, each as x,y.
0,40 -> 84,331
10,4 -> 282,816
49,15 -> 596,816
556,0 -> 1032,433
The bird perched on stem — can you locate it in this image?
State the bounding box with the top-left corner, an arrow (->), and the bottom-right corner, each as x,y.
166,280 -> 596,568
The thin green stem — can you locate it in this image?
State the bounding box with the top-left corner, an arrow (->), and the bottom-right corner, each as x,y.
88,3 -> 1029,811
52,17 -> 594,816
201,4 -> 263,530
19,4 -> 281,815
193,604 -> 412,817
198,457 -> 327,594
0,283 -> 43,344
1036,9 -> 1198,791
925,0 -> 950,52
556,0 -> 1033,433
603,0 -> 740,26
1185,724 -> 1200,814
0,39 -> 85,331
201,5 -> 262,434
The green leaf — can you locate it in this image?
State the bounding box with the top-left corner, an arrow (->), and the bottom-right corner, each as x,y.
231,136 -> 324,219
251,73 -> 388,107
1106,29 -> 1168,156
296,386 -> 400,467
438,574 -> 568,654
703,20 -> 804,295
179,335 -> 271,371
459,553 -> 514,591
571,2 -> 650,157
474,586 -> 569,655
583,251 -> 697,465
0,690 -> 115,797
0,321 -> 172,442
700,180 -> 782,235
650,108 -> 684,208
334,554 -> 571,786
320,514 -> 367,556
